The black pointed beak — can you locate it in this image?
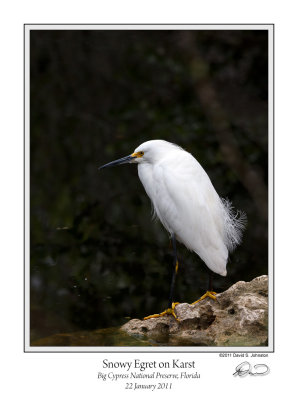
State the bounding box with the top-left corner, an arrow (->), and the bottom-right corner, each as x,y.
98,154 -> 136,170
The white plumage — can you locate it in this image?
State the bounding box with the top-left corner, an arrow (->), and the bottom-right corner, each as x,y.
100,139 -> 246,279
133,140 -> 245,277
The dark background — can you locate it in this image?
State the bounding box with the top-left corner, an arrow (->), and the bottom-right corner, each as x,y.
30,29 -> 268,342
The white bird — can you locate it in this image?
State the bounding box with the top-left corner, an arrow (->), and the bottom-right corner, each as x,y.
100,140 -> 246,320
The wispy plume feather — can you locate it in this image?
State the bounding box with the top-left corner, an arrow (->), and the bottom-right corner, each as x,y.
220,198 -> 247,252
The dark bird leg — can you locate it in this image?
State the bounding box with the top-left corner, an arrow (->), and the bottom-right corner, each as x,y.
168,233 -> 178,308
208,271 -> 214,291
144,233 -> 180,321
191,271 -> 218,305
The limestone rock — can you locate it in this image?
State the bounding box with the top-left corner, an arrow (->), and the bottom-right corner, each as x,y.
120,275 -> 268,346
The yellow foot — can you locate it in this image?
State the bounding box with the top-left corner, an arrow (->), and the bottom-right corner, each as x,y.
143,302 -> 180,322
191,291 -> 218,305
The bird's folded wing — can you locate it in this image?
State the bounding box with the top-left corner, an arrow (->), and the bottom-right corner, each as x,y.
158,160 -> 228,275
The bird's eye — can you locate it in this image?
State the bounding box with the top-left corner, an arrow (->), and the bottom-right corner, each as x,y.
131,151 -> 144,158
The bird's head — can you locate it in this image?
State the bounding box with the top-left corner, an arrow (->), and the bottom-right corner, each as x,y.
99,140 -> 181,170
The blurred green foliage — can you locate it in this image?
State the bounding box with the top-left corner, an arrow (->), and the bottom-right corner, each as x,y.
30,29 -> 268,342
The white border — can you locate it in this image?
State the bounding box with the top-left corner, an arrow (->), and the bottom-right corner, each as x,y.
24,23 -> 274,352
268,24 -> 274,353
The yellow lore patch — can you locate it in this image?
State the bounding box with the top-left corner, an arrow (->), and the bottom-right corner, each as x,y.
131,151 -> 144,158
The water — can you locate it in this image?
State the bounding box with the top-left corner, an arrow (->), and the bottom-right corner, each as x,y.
31,326 -> 154,347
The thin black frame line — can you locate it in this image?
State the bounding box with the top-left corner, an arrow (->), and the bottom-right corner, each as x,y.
24,23 -> 274,27
272,24 -> 275,353
24,24 -> 274,353
23,23 -> 26,355
27,350 -> 274,353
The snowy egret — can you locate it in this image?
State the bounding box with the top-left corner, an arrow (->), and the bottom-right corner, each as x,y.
99,140 -> 246,321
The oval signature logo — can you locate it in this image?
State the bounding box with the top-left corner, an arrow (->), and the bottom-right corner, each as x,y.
233,362 -> 270,377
